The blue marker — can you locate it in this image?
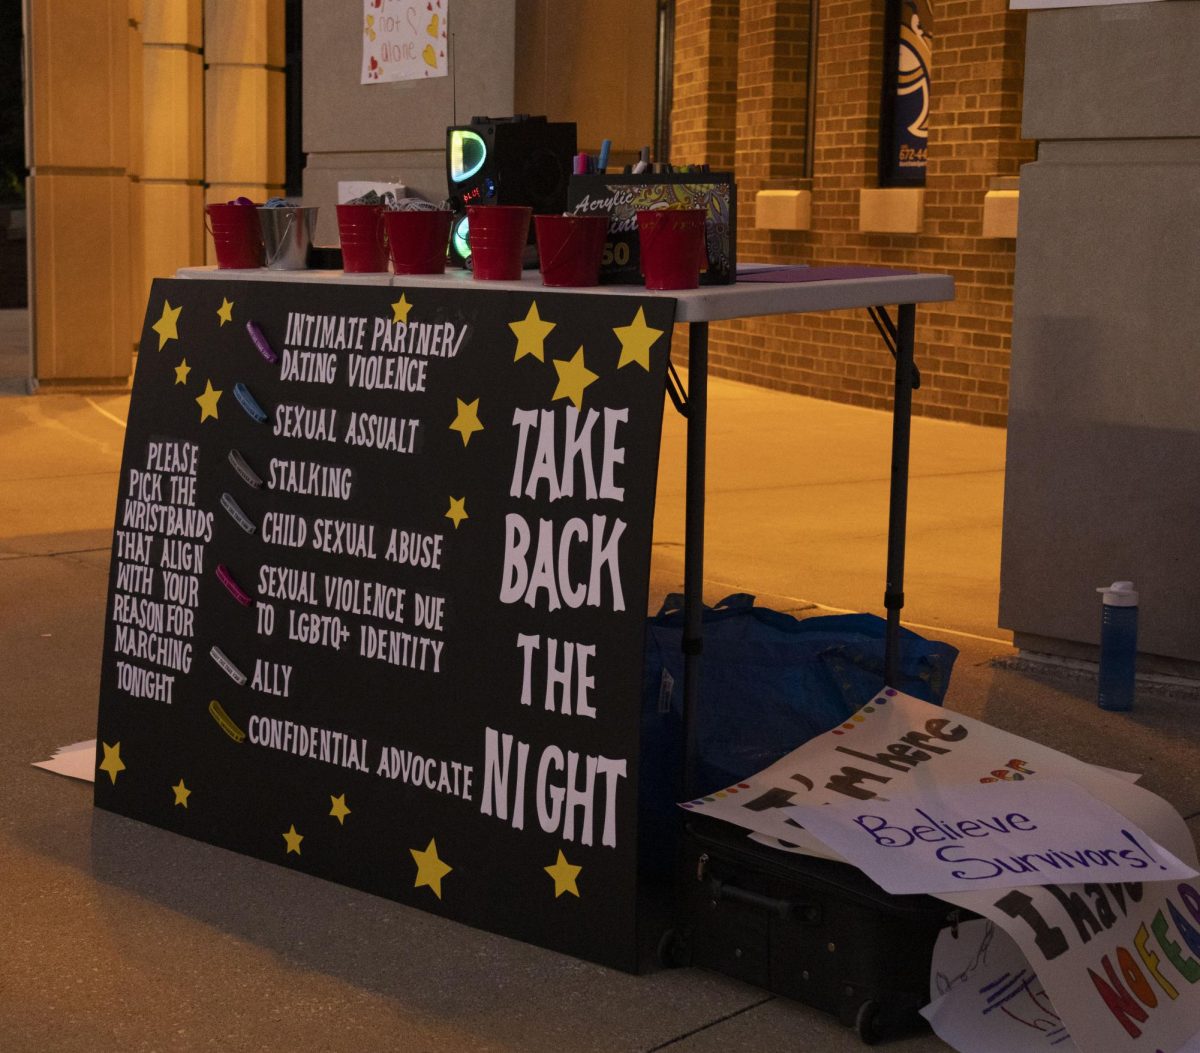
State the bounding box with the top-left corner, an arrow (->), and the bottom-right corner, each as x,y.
233,382 -> 268,423
598,139 -> 612,175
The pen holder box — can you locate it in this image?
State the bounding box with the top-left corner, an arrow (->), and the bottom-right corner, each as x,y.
565,172 -> 736,286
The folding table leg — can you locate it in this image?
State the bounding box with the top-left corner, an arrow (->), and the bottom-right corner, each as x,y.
682,320 -> 708,798
884,302 -> 916,686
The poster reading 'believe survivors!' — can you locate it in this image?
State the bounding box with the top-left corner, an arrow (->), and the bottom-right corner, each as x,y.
94,277 -> 675,971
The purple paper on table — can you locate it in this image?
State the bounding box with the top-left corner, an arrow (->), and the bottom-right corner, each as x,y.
737,265 -> 918,283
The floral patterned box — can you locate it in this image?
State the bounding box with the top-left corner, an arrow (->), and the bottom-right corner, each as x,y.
566,172 -> 737,286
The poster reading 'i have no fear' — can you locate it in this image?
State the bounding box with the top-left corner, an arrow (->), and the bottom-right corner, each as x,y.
94,277 -> 674,971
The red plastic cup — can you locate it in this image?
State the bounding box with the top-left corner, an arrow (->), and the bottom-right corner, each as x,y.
206,202 -> 264,269
383,209 -> 453,275
534,214 -> 609,287
636,208 -> 707,290
336,204 -> 389,273
467,205 -> 532,280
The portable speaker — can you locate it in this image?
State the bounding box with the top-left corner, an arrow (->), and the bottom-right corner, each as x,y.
445,115 -> 577,265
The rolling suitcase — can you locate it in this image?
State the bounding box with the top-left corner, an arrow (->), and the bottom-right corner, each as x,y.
664,814 -> 961,1044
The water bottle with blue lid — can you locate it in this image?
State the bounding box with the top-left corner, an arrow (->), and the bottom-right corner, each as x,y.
1097,580 -> 1138,712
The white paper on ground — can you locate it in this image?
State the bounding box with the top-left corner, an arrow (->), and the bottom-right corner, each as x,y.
32,739 -> 96,782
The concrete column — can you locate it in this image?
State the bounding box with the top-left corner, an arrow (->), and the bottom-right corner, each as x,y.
139,0 -> 205,301
999,3 -> 1200,674
26,0 -> 135,383
513,0 -> 656,164
300,0 -> 516,247
203,0 -> 286,262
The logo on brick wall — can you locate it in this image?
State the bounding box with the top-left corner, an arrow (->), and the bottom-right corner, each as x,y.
881,0 -> 932,186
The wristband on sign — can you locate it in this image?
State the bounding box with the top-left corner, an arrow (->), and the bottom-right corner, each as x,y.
210,645 -> 247,685
216,563 -> 253,606
246,320 -> 278,363
220,492 -> 257,534
208,699 -> 246,743
227,448 -> 263,489
233,382 -> 268,423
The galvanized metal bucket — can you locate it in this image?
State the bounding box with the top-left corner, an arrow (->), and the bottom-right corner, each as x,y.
257,206 -> 318,270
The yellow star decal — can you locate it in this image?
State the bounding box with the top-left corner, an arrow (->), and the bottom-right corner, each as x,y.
445,496 -> 468,529
216,298 -> 234,326
391,294 -> 413,324
330,794 -> 351,825
410,837 -> 452,899
544,849 -> 582,898
196,380 -> 222,422
283,824 -> 304,855
613,306 -> 664,371
552,347 -> 598,409
509,301 -> 556,363
449,397 -> 483,446
174,358 -> 191,385
151,300 -> 182,351
98,741 -> 125,785
172,779 -> 191,808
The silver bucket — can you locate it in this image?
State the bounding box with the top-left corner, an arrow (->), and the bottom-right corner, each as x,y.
257,206 -> 318,270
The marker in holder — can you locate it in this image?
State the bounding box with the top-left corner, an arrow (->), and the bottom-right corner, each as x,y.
219,493 -> 257,535
216,564 -> 254,607
246,320 -> 278,363
210,645 -> 247,685
227,449 -> 263,488
233,382 -> 268,423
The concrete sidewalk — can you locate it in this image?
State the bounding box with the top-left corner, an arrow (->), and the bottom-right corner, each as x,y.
3,372 -> 1197,1053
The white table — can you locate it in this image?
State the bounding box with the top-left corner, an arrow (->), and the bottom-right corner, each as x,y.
180,264 -> 955,793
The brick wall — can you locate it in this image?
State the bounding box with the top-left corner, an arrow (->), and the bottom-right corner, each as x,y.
671,0 -> 741,171
671,0 -> 1034,427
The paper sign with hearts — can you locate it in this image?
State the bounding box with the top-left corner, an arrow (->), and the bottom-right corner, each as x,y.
360,0 -> 449,84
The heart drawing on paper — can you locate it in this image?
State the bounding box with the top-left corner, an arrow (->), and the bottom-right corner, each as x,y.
422,43 -> 437,68
427,13 -> 439,37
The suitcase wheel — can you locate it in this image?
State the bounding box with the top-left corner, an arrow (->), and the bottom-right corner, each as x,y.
656,928 -> 690,969
854,1000 -> 882,1046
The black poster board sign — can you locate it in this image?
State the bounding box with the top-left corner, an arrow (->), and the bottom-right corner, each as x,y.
94,277 -> 675,971
567,172 -> 736,286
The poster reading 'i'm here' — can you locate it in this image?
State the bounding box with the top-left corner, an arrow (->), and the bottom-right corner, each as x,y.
94,277 -> 675,970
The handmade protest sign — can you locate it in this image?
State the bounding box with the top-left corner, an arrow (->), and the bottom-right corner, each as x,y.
787,779 -> 1195,895
361,0 -> 448,83
940,865 -> 1200,1052
683,690 -> 1200,1052
682,689 -> 1195,868
94,278 -> 674,971
922,919 -> 1078,1052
